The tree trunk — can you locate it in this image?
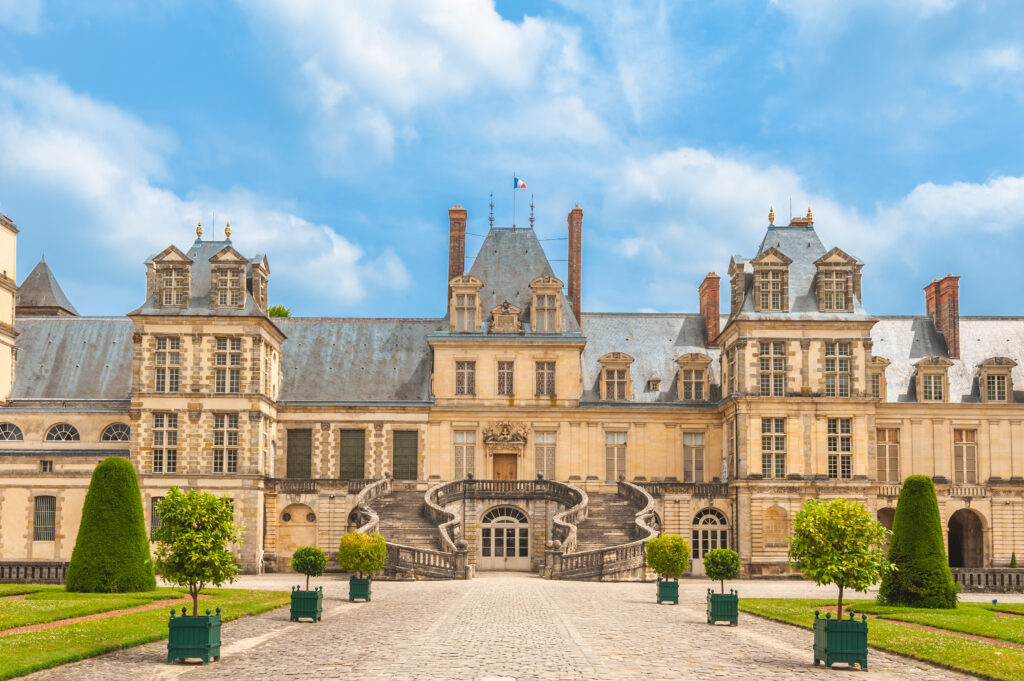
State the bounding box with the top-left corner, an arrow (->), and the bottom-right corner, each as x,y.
837,583 -> 844,620
306,574 -> 310,590
720,579 -> 725,594
191,588 -> 199,617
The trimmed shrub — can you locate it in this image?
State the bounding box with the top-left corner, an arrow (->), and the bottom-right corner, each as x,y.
338,532 -> 386,578
290,545 -> 328,590
66,457 -> 155,593
704,548 -> 741,593
878,475 -> 958,608
1012,552 -> 1019,569
645,534 -> 690,579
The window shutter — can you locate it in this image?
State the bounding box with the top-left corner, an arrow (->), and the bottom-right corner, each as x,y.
286,429 -> 312,479
339,430 -> 365,479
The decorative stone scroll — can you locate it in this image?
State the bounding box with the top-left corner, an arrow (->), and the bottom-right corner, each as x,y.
482,422 -> 529,453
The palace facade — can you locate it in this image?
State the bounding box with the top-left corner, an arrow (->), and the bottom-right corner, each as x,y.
0,204 -> 1022,578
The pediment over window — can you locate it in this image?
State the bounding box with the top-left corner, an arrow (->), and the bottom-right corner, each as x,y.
529,275 -> 563,290
151,245 -> 193,265
676,353 -> 712,367
751,247 -> 792,267
870,355 -> 891,367
490,301 -> 523,334
979,356 -> 1017,369
450,275 -> 483,289
599,352 -> 635,367
813,247 -> 859,266
208,245 -> 248,264
914,356 -> 954,368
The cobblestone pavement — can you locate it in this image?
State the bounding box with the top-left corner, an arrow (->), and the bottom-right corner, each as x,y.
23,574 -> 985,681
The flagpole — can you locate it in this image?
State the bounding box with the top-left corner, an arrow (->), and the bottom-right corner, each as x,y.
512,173 -> 516,230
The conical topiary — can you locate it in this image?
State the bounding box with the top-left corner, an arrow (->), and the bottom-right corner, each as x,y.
877,475 -> 957,608
66,457 -> 156,592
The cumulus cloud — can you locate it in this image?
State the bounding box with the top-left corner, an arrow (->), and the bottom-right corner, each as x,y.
0,72 -> 409,309
0,0 -> 42,32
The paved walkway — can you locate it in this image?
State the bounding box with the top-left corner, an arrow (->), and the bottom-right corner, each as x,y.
23,574 -> 983,681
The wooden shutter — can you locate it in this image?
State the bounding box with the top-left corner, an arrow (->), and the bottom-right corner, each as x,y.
339,430 -> 365,480
286,429 -> 312,479
393,430 -> 418,480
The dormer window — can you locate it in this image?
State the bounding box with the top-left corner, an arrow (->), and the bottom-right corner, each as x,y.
598,352 -> 634,401
868,356 -> 890,400
455,294 -> 477,332
161,267 -> 189,307
914,356 -> 953,403
751,248 -> 791,313
214,266 -> 244,308
979,357 -> 1016,403
529,276 -> 563,333
676,353 -> 712,402
760,270 -> 784,310
449,275 -> 482,333
814,248 -> 862,313
819,271 -> 846,310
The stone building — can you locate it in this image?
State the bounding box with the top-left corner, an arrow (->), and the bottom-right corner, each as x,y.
1,204 -> 1022,580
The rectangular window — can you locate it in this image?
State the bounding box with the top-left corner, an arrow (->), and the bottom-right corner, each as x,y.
761,418 -> 786,479
682,432 -> 705,483
392,430 -> 418,480
229,369 -> 241,393
213,413 -> 239,474
536,361 -> 556,396
759,341 -> 786,397
33,496 -> 56,541
876,428 -> 900,483
824,342 -> 851,398
604,368 -> 628,400
161,268 -> 188,306
682,369 -> 704,401
455,293 -> 476,332
827,417 -> 852,479
870,372 -> 881,399
759,269 -> 784,311
605,431 -> 626,481
454,431 -> 475,479
535,294 -> 557,332
922,374 -> 944,401
339,429 -> 365,480
154,337 -> 181,393
953,429 -> 977,484
535,431 -> 556,480
286,429 -> 312,479
455,361 -> 476,395
150,496 -> 164,538
40,460 -> 53,473
152,413 -> 178,473
215,338 -> 243,393
820,270 -> 847,311
726,348 -> 738,394
986,374 -> 1007,402
497,361 -> 514,396
216,267 -> 243,307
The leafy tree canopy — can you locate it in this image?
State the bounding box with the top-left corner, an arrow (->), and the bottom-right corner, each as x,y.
268,304 -> 291,318
290,545 -> 328,590
645,534 -> 691,579
703,548 -> 740,593
338,532 -> 386,578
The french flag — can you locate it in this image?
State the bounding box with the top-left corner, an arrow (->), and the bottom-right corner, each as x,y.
514,177 -> 527,189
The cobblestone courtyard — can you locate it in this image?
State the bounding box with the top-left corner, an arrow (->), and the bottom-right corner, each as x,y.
23,574 -> 995,681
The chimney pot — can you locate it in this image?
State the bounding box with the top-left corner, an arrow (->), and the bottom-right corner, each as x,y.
447,205 -> 468,301
924,274 -> 960,359
567,205 -> 583,326
699,273 -> 721,348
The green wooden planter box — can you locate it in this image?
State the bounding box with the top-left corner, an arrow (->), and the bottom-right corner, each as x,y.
290,586 -> 323,622
167,607 -> 221,664
656,578 -> 679,605
349,576 -> 372,602
813,611 -> 869,670
706,589 -> 738,625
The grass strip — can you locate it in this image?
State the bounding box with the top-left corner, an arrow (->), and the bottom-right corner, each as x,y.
0,588 -> 182,631
0,585 -> 59,597
843,600 -> 1024,646
739,598 -> 1024,681
0,588 -> 289,681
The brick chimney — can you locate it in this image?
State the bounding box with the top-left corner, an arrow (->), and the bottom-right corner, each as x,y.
447,204 -> 467,300
699,272 -> 721,348
567,205 -> 583,326
925,274 -> 960,359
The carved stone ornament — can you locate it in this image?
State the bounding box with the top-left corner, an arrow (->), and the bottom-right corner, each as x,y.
482,422 -> 530,451
489,301 -> 523,334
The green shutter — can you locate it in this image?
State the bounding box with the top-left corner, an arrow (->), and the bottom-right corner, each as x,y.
392,430 -> 418,480
286,429 -> 312,479
339,430 -> 365,479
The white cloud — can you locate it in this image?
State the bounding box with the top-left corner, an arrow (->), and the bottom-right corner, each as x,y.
0,0 -> 42,32
947,45 -> 1024,88
487,96 -> 611,145
0,72 -> 409,308
770,0 -> 958,35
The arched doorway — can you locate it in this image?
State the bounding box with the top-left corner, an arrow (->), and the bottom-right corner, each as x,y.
479,506 -> 530,571
278,503 -> 317,563
948,508 -> 984,568
691,508 -> 728,576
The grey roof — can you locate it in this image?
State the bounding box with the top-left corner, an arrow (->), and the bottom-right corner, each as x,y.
9,317 -> 133,400
275,318 -> 443,403
872,316 -> 1024,403
16,259 -> 78,315
130,239 -> 268,317
466,228 -> 582,334
580,313 -> 721,403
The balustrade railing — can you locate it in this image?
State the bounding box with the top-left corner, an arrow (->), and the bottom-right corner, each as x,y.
0,561 -> 69,584
638,481 -> 728,499
354,475 -> 393,535
952,567 -> 1024,593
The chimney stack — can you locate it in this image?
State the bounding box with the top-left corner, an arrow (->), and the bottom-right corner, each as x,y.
447,204 -> 467,300
567,205 -> 583,326
699,272 -> 721,348
925,274 -> 960,359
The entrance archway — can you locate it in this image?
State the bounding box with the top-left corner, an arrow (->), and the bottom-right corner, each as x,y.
948,508 -> 984,568
691,508 -> 728,576
278,503 -> 317,562
479,506 -> 530,571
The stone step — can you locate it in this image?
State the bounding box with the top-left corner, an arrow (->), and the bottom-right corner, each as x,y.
369,490 -> 439,550
573,492 -> 642,553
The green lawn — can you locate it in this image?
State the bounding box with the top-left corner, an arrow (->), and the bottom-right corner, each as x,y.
843,600 -> 1024,645
0,588 -> 183,631
739,598 -> 1024,681
0,585 -> 59,597
0,588 -> 290,681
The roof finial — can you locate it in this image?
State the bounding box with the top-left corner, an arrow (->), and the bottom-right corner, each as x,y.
489,193 -> 494,229
768,205 -> 775,226
529,193 -> 535,228
225,220 -> 231,239
196,220 -> 203,239
806,206 -> 813,223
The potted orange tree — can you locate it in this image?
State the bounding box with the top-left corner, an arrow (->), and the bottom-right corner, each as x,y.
289,545 -> 328,622
645,534 -> 690,604
789,498 -> 890,671
703,548 -> 740,625
338,532 -> 386,602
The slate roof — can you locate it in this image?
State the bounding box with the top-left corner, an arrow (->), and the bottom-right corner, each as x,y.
275,318 -> 443,403
9,317 -> 133,400
130,239 -> 267,317
581,313 -> 722,403
16,259 -> 78,315
464,228 -> 582,334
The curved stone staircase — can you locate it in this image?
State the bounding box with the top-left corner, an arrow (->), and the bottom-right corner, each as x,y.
573,493 -> 640,553
369,488 -> 440,550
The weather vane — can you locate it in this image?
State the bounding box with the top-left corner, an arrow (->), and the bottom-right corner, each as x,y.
489,193 -> 494,229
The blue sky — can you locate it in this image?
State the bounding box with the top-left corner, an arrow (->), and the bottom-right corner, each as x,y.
1,0 -> 1023,318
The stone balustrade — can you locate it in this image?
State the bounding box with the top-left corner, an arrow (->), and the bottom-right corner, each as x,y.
0,561 -> 69,584
951,567 -> 1024,593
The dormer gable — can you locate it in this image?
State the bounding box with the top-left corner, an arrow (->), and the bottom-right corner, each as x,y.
449,275 -> 483,333
676,353 -> 712,402
529,275 -> 563,333
208,245 -> 248,265
598,351 -> 634,400
979,356 -> 1017,403
727,256 -> 748,316
750,247 -> 791,312
914,356 -> 953,402
489,300 -> 523,334
209,246 -> 248,309
149,245 -> 193,308
814,247 -> 863,313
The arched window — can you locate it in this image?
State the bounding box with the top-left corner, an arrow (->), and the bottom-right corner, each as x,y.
101,423 -> 131,442
34,496 -> 56,541
45,424 -> 80,441
480,507 -> 530,570
0,423 -> 23,441
692,508 -> 728,560
763,505 -> 789,548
